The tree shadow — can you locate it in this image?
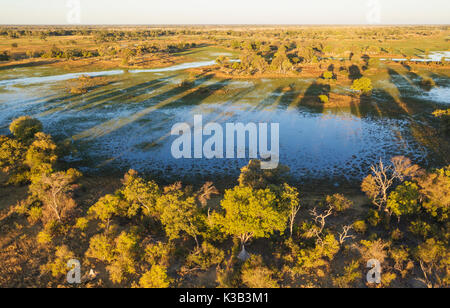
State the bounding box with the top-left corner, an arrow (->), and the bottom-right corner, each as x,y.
348,65 -> 362,81
0,60 -> 59,71
71,75 -> 217,140
297,81 -> 331,114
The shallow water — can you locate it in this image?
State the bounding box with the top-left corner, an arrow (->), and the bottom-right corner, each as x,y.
0,48 -> 443,184
382,51 -> 450,63
421,86 -> 450,105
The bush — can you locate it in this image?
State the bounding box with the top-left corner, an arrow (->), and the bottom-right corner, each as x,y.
326,194 -> 353,212
0,51 -> 10,61
333,261 -> 361,288
319,95 -> 329,104
323,71 -> 333,79
0,136 -> 26,172
138,265 -> 172,288
420,77 -> 436,90
28,206 -> 43,224
367,209 -> 382,227
353,220 -> 367,234
351,77 -> 373,95
241,255 -> 279,288
186,242 -> 224,270
9,116 -> 43,142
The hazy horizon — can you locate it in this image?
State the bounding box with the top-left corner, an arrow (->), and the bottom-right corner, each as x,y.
0,0 -> 449,25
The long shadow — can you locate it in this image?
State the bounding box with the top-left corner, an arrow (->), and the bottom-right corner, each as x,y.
87,78 -> 234,166
278,86 -> 298,110
250,87 -> 285,112
41,75 -> 177,115
385,68 -> 450,164
348,65 -> 363,81
0,60 -> 59,71
72,75 -> 216,140
387,68 -> 438,115
297,81 -> 331,114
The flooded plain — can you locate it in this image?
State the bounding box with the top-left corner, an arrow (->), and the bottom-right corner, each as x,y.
0,47 -> 448,184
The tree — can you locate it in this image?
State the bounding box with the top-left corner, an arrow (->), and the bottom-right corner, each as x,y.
0,136 -> 25,174
25,132 -> 58,178
418,166 -> 450,221
196,182 -> 219,207
415,239 -> 448,288
107,231 -> 140,284
88,194 -> 125,231
238,160 -> 290,190
9,116 -> 43,142
281,183 -> 301,237
156,184 -> 203,247
87,231 -> 140,284
213,186 -> 288,247
139,265 -> 172,288
362,158 -> 403,212
326,194 -> 353,213
387,181 -> 420,221
41,245 -> 76,278
270,45 -> 293,74
121,169 -> 161,217
86,234 -> 115,262
30,168 -> 81,222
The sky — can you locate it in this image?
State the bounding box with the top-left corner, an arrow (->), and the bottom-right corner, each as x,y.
0,0 -> 449,25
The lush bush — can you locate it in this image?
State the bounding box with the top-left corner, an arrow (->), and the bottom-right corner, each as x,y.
351,77 -> 373,95
9,116 -> 43,142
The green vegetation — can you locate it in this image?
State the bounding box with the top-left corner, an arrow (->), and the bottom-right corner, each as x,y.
0,116 -> 448,288
0,25 -> 449,289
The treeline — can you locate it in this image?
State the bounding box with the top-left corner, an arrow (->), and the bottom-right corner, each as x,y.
0,117 -> 448,288
1,42 -> 198,63
1,26 -> 446,41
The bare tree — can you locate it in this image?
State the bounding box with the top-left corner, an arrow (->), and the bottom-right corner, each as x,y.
309,206 -> 333,244
362,157 -> 422,214
362,159 -> 399,213
339,225 -> 355,245
197,182 -> 219,207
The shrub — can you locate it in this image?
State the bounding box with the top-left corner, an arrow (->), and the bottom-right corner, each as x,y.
351,77 -> 373,95
0,51 -> 10,61
326,194 -> 353,212
41,245 -> 76,278
186,242 -> 224,270
9,116 -> 43,142
144,242 -> 174,267
409,221 -> 432,239
75,217 -> 89,231
37,229 -> 53,245
353,220 -> 367,234
420,77 -> 436,90
138,265 -> 172,288
367,209 -> 382,227
241,255 -> 279,288
28,206 -> 43,224
323,71 -> 333,79
386,181 -> 420,220
319,95 -> 329,104
333,261 -> 361,288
